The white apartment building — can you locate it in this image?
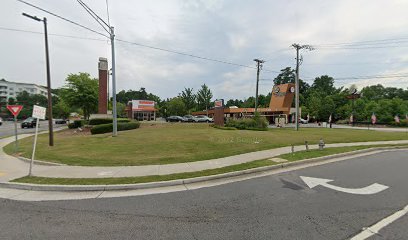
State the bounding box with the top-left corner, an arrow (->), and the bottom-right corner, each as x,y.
0,79 -> 48,102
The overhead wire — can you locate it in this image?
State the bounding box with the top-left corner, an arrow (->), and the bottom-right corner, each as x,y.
0,26 -> 108,41
76,0 -> 110,34
16,0 -> 109,38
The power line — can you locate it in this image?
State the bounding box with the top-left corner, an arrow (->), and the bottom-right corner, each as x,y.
303,73 -> 408,81
76,0 -> 110,34
0,26 -> 107,41
16,0 -> 109,38
116,38 -> 271,71
313,37 -> 408,47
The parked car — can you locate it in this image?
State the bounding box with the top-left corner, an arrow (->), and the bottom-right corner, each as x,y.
182,115 -> 195,122
0,117 -> 2,126
54,119 -> 67,124
193,115 -> 214,123
299,118 -> 308,124
166,116 -> 184,122
21,117 -> 38,128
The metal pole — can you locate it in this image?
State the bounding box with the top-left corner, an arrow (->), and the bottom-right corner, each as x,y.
352,97 -> 355,127
43,17 -> 54,146
255,61 -> 260,113
14,115 -> 18,153
295,45 -> 300,131
29,118 -> 40,176
110,26 -> 118,136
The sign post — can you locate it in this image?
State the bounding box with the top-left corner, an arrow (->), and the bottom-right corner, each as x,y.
29,105 -> 46,176
6,105 -> 23,153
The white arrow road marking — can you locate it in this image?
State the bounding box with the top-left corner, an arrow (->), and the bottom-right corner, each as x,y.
300,176 -> 389,195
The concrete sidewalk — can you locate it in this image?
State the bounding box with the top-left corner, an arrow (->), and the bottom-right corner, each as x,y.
1,134 -> 408,181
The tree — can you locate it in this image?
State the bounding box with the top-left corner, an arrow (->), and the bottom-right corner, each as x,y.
166,97 -> 187,116
179,87 -> 196,113
60,73 -> 98,119
196,84 -> 213,113
53,98 -> 71,119
273,67 -> 310,105
16,91 -> 48,119
311,75 -> 336,96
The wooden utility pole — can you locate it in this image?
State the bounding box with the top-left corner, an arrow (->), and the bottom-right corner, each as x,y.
253,59 -> 265,113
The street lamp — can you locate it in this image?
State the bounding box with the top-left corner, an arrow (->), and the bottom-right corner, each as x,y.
22,12 -> 54,146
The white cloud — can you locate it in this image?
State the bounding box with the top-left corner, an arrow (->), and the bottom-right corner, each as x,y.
1,0 -> 408,101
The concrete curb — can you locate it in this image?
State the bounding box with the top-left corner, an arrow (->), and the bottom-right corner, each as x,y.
1,146 -> 406,192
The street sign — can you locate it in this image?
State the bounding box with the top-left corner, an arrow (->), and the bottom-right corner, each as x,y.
6,105 -> 23,117
29,105 -> 47,176
32,105 -> 46,120
300,176 -> 389,195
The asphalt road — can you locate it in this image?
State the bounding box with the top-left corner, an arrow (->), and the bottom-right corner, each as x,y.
0,120 -> 65,138
0,150 -> 407,239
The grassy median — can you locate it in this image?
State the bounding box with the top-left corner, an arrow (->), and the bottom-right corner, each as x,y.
4,123 -> 408,166
11,145 -> 408,185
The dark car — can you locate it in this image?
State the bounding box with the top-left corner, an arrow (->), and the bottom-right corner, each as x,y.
21,117 -> 38,128
54,119 -> 67,124
182,115 -> 195,122
166,116 -> 184,122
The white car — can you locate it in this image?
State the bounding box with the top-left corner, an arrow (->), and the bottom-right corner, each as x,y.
193,115 -> 214,123
299,118 -> 308,124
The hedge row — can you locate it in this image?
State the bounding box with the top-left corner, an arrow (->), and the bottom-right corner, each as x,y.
89,118 -> 130,125
225,113 -> 268,130
68,120 -> 85,129
90,121 -> 140,134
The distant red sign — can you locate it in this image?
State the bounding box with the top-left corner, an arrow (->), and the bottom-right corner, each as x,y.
7,105 -> 23,117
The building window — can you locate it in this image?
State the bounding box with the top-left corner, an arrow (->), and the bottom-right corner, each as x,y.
9,87 -> 13,91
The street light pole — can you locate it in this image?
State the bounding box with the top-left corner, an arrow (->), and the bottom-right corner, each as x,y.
22,13 -> 54,146
110,26 -> 118,136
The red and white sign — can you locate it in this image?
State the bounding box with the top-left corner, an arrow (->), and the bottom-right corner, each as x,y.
214,99 -> 224,108
32,105 -> 46,120
7,105 -> 23,117
132,100 -> 156,111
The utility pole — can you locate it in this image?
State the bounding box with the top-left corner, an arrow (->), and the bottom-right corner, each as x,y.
110,26 -> 118,136
23,13 -> 54,146
292,43 -> 313,131
253,59 -> 264,113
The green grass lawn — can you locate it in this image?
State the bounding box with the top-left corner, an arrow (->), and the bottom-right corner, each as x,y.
4,123 -> 408,166
12,144 -> 408,185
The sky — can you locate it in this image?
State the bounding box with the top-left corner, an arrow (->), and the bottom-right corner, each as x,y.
1,0 -> 408,101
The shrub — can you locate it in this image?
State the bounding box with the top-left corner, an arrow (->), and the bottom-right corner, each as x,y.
73,120 -> 85,128
68,123 -> 76,129
225,113 -> 268,130
89,118 -> 130,125
91,121 -> 140,134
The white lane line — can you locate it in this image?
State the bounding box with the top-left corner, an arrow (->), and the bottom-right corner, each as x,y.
350,204 -> 408,240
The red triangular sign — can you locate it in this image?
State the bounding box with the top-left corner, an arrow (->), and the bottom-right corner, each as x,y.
7,105 -> 23,117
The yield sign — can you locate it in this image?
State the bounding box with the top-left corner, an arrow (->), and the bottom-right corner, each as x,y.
7,105 -> 23,117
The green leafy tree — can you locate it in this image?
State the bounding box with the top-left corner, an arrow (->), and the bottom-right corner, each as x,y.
53,98 -> 71,119
60,73 -> 98,119
166,97 -> 187,116
16,91 -> 48,119
179,87 -> 196,113
196,84 -> 213,113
